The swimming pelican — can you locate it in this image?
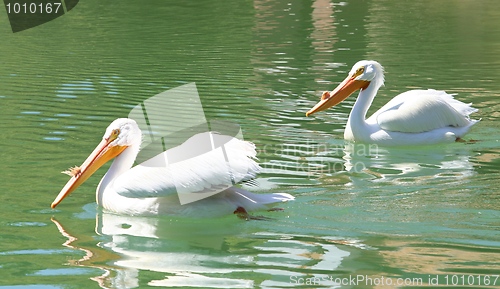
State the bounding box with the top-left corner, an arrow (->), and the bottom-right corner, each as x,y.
306,60 -> 479,145
51,118 -> 294,217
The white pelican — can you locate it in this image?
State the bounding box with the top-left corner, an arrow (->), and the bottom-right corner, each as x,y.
306,60 -> 479,145
51,118 -> 294,217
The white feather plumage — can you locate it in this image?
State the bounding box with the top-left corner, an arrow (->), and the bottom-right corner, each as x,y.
323,60 -> 479,145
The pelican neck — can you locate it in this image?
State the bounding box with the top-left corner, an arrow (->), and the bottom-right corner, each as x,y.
96,142 -> 140,204
348,81 -> 378,126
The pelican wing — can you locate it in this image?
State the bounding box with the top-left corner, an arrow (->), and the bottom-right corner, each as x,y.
112,133 -> 260,198
370,89 -> 476,133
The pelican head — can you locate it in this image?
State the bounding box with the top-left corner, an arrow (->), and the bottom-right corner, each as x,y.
103,118 -> 142,148
306,60 -> 385,116
51,118 -> 142,209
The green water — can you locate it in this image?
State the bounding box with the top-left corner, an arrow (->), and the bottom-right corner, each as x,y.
1,0 -> 499,288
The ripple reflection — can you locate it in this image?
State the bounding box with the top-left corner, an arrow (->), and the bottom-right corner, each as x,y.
53,211 -> 369,288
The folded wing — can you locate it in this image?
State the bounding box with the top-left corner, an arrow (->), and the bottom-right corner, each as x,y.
370,89 -> 477,133
112,132 -> 260,198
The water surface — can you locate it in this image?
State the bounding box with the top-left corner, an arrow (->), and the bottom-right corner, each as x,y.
1,0 -> 499,288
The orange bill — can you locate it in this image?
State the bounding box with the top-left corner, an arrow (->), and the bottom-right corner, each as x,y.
306,76 -> 370,116
51,137 -> 127,209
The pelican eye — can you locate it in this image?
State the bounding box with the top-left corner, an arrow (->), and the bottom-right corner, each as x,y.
107,129 -> 120,141
352,66 -> 365,79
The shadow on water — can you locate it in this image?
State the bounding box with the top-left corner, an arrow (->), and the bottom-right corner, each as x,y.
51,208 -> 371,289
341,142 -> 476,184
258,134 -> 478,189
51,202 -> 500,289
